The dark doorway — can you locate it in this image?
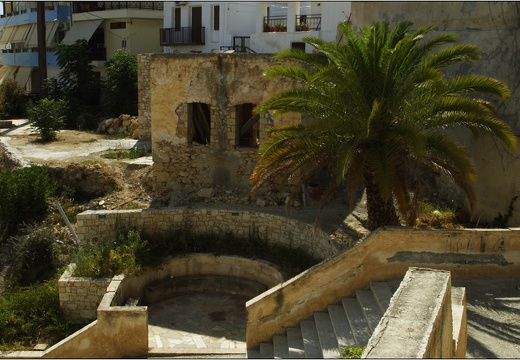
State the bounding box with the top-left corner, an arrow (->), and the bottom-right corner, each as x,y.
236,103 -> 259,147
190,102 -> 211,145
191,6 -> 202,43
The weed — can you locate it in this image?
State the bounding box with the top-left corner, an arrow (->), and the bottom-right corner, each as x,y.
101,147 -> 148,160
342,346 -> 365,358
81,138 -> 98,143
414,200 -> 457,228
490,195 -> 518,228
73,225 -> 320,279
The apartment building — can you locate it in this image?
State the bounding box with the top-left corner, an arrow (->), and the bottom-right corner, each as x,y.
161,1 -> 351,54
0,1 -> 163,97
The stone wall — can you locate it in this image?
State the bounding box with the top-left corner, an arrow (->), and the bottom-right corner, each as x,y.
75,208 -> 339,261
137,53 -> 152,140
58,265 -> 113,323
138,53 -> 301,194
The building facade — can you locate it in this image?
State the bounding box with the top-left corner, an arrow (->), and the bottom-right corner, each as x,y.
161,1 -> 351,54
0,1 -> 163,97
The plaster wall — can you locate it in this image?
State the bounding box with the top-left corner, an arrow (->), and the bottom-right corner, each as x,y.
349,1 -> 520,225
121,254 -> 284,301
363,268 -> 455,358
246,226 -> 520,348
45,277 -> 148,358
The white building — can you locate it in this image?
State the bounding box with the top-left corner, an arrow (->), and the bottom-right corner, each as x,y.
161,1 -> 351,54
0,1 -> 163,97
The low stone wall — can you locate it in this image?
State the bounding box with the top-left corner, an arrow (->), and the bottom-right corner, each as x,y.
246,227 -> 520,348
58,266 -> 113,323
75,208 -> 339,260
121,254 -> 284,302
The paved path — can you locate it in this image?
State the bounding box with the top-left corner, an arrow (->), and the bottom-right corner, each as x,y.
453,278 -> 520,358
147,293 -> 248,357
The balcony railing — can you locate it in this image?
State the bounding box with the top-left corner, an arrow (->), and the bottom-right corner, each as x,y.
263,16 -> 287,32
72,2 -> 163,13
160,27 -> 206,46
295,15 -> 321,31
263,14 -> 322,32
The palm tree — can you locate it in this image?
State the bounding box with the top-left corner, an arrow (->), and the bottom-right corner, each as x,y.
251,21 -> 517,230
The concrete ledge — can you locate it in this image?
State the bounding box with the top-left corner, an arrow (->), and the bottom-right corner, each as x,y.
363,268 -> 454,358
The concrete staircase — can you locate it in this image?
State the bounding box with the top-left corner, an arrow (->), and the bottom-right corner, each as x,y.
247,281 -> 395,359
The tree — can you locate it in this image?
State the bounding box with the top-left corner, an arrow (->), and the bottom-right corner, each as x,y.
102,49 -> 138,117
52,39 -> 101,129
251,21 -> 517,230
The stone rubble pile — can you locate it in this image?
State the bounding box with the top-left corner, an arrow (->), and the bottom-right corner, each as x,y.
158,185 -> 300,210
97,114 -> 140,139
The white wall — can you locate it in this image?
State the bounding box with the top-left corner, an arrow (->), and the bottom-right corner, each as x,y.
162,1 -> 256,53
249,1 -> 351,54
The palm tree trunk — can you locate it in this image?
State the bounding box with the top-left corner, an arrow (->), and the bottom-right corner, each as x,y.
363,171 -> 400,230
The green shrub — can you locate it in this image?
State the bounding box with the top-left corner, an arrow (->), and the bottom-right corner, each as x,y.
73,226 -> 319,279
10,223 -> 58,285
342,346 -> 365,359
0,165 -> 57,239
73,230 -> 147,278
0,81 -> 28,119
0,280 -> 71,351
102,50 -> 138,117
28,98 -> 66,142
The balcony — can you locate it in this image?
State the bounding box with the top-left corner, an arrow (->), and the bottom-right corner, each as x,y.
160,27 -> 206,46
263,14 -> 322,33
72,2 -> 163,13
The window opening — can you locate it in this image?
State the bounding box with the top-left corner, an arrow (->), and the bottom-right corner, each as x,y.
190,102 -> 211,145
213,5 -> 220,31
291,42 -> 306,51
237,103 -> 259,147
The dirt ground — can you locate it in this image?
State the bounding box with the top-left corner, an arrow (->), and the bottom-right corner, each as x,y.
0,121 -> 369,246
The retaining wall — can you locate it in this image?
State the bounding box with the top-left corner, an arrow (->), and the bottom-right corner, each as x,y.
246,227 -> 520,348
58,266 -> 113,323
75,207 -> 339,260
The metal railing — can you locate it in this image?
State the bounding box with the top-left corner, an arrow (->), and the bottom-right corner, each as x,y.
295,14 -> 321,31
263,16 -> 287,32
72,1 -> 163,13
220,36 -> 256,53
263,14 -> 322,32
160,27 -> 206,46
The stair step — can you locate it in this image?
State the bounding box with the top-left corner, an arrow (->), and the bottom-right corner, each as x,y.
369,282 -> 394,313
314,312 -> 341,358
273,335 -> 289,359
247,348 -> 261,358
356,289 -> 383,332
328,304 -> 356,350
300,319 -> 323,358
260,342 -> 274,358
286,327 -> 305,358
342,297 -> 372,347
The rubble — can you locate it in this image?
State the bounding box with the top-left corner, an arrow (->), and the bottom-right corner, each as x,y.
97,114 -> 140,139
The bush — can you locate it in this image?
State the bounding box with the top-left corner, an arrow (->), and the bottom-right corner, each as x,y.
28,98 -> 66,142
0,165 -> 57,239
10,223 -> 58,285
0,81 -> 28,119
73,226 -> 319,279
73,230 -> 147,278
102,50 -> 138,117
0,280 -> 71,351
